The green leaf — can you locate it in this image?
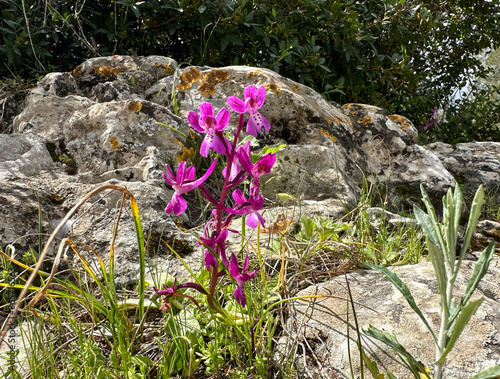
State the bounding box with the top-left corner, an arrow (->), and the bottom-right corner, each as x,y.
427,238 -> 448,303
361,350 -> 383,379
436,297 -> 483,364
470,365 -> 500,379
131,354 -> 155,367
413,205 -> 441,250
463,241 -> 495,304
368,264 -> 437,343
458,185 -> 485,267
363,325 -> 430,378
449,241 -> 495,329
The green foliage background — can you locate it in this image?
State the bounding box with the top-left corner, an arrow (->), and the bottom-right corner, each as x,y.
2,0 -> 500,142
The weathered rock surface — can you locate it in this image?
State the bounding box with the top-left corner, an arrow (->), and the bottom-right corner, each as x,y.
1,54 -> 500,290
278,257 -> 500,378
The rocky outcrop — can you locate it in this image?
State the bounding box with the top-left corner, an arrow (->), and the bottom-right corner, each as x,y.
2,54 -> 500,376
277,257 -> 500,378
2,54 -> 500,287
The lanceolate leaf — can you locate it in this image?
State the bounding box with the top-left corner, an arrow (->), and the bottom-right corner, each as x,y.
413,205 -> 441,250
458,185 -> 484,267
436,297 -> 483,364
363,325 -> 431,379
470,365 -> 500,379
449,242 -> 495,330
427,239 -> 448,304
367,264 -> 437,343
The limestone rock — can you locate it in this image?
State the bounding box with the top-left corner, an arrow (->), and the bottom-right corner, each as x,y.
426,141 -> 500,194
278,257 -> 500,378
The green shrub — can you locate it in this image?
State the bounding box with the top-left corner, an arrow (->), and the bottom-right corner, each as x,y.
2,0 -> 500,142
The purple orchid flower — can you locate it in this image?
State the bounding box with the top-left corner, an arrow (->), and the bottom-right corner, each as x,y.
232,189 -> 266,228
228,253 -> 259,307
236,142 -> 276,196
187,103 -> 230,157
198,228 -> 229,271
227,85 -> 271,137
154,280 -> 208,311
162,159 -> 217,215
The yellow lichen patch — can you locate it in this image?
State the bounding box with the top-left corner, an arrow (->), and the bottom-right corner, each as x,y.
173,138 -> 183,146
265,83 -> 281,95
292,83 -> 301,92
325,118 -> 332,125
110,137 -> 121,151
358,115 -> 374,127
94,65 -> 124,79
388,114 -> 412,130
128,101 -> 143,113
71,65 -> 83,78
199,69 -> 229,97
319,129 -> 337,143
177,146 -> 196,163
248,70 -> 264,78
156,63 -> 175,75
177,67 -> 203,91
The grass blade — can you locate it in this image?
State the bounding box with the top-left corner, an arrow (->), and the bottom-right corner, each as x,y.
368,264 -> 437,343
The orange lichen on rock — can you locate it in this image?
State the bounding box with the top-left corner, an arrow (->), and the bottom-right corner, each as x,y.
199,69 -> 228,97
110,137 -> 121,151
177,146 -> 196,163
94,65 -> 124,79
265,83 -> 281,95
358,115 -> 374,127
177,67 -> 203,91
156,63 -> 175,75
173,138 -> 183,146
248,70 -> 264,77
71,65 -> 83,78
388,114 -> 412,130
320,129 -> 337,143
292,83 -> 301,92
128,101 -> 143,113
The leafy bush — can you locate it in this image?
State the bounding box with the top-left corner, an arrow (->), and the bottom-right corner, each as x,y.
2,0 -> 500,142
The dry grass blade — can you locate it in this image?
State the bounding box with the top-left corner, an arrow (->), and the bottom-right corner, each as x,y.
0,183 -> 136,346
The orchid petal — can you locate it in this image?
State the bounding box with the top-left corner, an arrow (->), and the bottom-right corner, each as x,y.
227,96 -> 246,113
233,286 -> 247,307
246,113 -> 260,136
232,188 -> 246,205
255,86 -> 266,108
165,193 -> 187,215
244,85 -> 256,101
200,102 -> 214,118
180,158 -> 217,192
247,212 -> 265,228
204,250 -> 218,271
215,107 -> 230,130
210,133 -> 227,155
187,111 -> 204,133
162,172 -> 175,187
200,138 -> 210,157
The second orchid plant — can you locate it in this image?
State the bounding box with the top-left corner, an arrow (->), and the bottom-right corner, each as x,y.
156,85 -> 275,315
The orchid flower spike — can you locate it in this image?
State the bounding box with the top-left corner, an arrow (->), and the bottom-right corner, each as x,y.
198,228 -> 229,271
227,85 -> 270,137
187,102 -> 230,157
236,142 -> 276,196
154,280 -> 207,311
232,189 -> 266,228
162,159 -> 217,215
228,253 -> 259,307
